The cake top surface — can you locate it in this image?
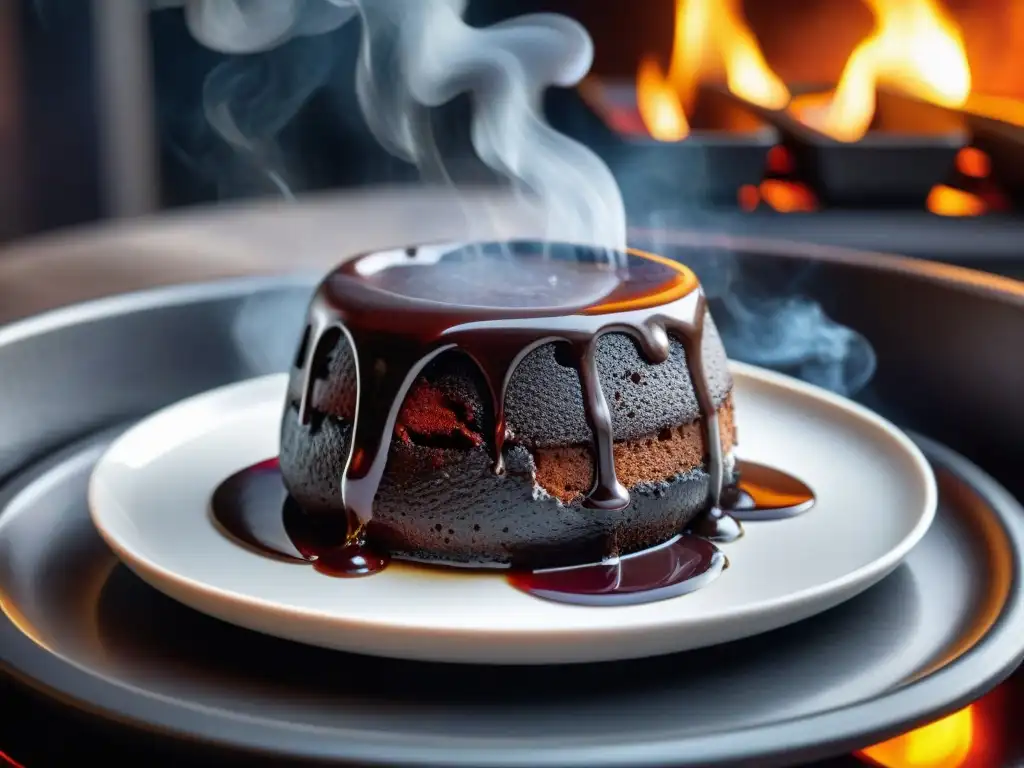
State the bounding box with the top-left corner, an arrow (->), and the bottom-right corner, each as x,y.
321,240 -> 699,323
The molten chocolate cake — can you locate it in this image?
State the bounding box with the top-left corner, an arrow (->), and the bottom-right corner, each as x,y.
278,241 -> 737,569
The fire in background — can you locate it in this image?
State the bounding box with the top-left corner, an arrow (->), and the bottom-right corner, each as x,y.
636,0 -> 789,140
592,0 -> 1024,143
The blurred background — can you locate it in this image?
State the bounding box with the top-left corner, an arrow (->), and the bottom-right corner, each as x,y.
3,0 -> 1024,280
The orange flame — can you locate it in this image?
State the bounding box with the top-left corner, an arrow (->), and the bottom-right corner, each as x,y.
736,181 -> 819,214
926,185 -> 987,217
637,0 -> 788,141
792,0 -> 970,142
856,706 -> 974,768
637,57 -> 690,141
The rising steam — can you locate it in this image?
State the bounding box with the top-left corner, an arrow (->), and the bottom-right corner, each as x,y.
716,280 -> 877,396
155,0 -> 357,53
352,0 -> 625,253
156,0 -> 626,254
155,0 -> 877,397
645,215 -> 877,397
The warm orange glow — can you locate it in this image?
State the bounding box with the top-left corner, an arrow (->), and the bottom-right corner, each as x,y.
964,93 -> 1024,128
636,57 -> 690,141
766,145 -> 794,175
758,180 -> 818,213
636,0 -> 788,141
926,185 -> 987,217
955,147 -> 990,179
584,249 -> 698,315
857,706 -> 974,768
792,0 -> 970,142
737,184 -> 760,211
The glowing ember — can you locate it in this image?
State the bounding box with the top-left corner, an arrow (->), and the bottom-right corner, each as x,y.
737,184 -> 760,212
791,0 -> 970,142
758,180 -> 818,213
765,145 -> 795,176
737,181 -> 818,213
636,0 -> 788,141
856,706 -> 974,768
926,185 -> 987,217
954,147 -> 991,179
636,57 -> 689,141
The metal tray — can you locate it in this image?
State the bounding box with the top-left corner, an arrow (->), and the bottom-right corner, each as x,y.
1,278 -> 1023,767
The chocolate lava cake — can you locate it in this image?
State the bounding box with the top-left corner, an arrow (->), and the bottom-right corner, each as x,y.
278,243 -> 737,569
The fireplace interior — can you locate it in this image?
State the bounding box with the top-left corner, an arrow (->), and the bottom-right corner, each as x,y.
139,0 -> 1024,280
486,0 -> 1024,280
540,0 -> 1024,215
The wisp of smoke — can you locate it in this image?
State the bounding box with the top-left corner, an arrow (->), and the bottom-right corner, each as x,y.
351,0 -> 625,254
163,0 -> 357,53
645,213 -> 877,397
155,0 -> 626,256
156,0 -> 877,397
200,34 -> 336,199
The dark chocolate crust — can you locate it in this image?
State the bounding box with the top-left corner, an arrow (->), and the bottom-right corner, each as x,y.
280,407 -> 735,568
278,312 -> 736,568
284,314 -> 732,447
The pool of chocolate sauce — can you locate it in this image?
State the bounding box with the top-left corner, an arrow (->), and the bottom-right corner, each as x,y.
212,242 -> 816,606
210,458 -> 814,605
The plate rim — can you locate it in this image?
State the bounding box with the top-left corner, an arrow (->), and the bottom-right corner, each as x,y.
85,363 -> 937,653
1,429 -> 1022,766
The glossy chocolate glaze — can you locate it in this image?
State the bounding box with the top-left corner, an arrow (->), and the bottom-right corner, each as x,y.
211,242 -> 815,603
294,243 -> 718,531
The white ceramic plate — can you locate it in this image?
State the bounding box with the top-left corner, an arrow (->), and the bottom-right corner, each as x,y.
89,364 -> 936,665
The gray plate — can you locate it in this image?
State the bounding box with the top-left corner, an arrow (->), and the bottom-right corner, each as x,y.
2,278 -> 1024,768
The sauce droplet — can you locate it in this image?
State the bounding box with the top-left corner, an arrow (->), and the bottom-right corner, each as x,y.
724,460 -> 816,520
313,541 -> 389,577
687,506 -> 744,542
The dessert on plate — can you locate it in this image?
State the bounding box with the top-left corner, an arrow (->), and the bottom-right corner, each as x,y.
278,240 -> 737,570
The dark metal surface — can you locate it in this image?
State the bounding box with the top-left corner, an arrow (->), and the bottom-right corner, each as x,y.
646,211 -> 1024,279
702,87 -> 967,209
1,269 -> 1023,767
968,112 -> 1024,204
546,85 -> 777,208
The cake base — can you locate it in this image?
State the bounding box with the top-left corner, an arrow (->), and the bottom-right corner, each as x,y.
279,402 -> 737,569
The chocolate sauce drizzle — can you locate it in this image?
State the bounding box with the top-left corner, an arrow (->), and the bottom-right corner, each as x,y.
210,459 -> 389,577
295,244 -> 717,526
721,461 -> 816,520
209,242 -> 816,606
